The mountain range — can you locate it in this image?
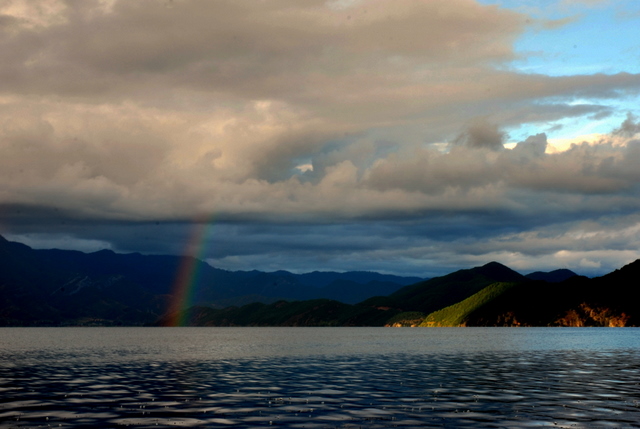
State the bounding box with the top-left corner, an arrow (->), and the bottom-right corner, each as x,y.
2,234 -> 637,327
0,235 -> 420,326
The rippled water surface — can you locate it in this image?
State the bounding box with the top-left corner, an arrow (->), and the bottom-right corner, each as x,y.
1,327 -> 640,428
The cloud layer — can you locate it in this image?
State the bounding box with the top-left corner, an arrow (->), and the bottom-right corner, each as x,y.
2,0 -> 640,276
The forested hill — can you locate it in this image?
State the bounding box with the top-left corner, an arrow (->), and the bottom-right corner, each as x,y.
0,235 -> 420,326
2,234 -> 637,327
163,261 -> 638,327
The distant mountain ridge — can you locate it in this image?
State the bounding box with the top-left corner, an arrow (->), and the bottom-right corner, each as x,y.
0,235 -> 421,326
169,260 -> 637,328
4,234 -> 636,328
157,260 -> 532,327
525,269 -> 577,283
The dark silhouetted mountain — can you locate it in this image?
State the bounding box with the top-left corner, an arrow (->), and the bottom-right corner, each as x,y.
432,260 -> 640,327
166,261 -> 532,327
366,261 -> 526,315
166,259 -> 640,327
0,235 -> 421,325
525,269 -> 578,283
157,299 -> 399,327
4,234 -> 639,327
0,238 -> 165,326
296,271 -> 423,288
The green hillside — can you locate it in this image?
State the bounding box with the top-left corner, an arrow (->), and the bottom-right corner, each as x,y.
4,228 -> 640,328
376,261 -> 526,315
166,261 -> 640,327
464,262 -> 640,327
420,282 -> 517,327
385,311 -> 426,327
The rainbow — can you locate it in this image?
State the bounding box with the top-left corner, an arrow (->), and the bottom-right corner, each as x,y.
165,219 -> 213,326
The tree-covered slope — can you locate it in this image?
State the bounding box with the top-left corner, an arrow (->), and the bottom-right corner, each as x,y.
463,260 -> 640,327
157,260 -> 640,327
420,282 -> 518,327
158,299 -> 400,327
525,269 -> 577,283
368,261 -> 526,315
0,235 -> 418,325
4,233 -> 640,327
0,236 -> 165,325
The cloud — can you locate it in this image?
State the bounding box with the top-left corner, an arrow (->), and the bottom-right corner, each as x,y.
2,101 -> 640,224
451,118 -> 506,150
613,113 -> 640,138
363,119 -> 640,204
511,133 -> 548,158
0,0 -> 69,31
2,232 -> 113,253
1,0 -> 640,277
0,0 -> 523,103
560,0 -> 609,7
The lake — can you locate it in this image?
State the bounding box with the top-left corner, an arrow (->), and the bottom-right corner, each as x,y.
1,327 -> 639,428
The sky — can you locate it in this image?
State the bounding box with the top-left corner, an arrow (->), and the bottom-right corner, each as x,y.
1,0 -> 640,278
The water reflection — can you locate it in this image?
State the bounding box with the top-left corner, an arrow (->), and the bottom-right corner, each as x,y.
2,348 -> 640,427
